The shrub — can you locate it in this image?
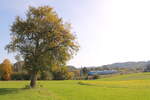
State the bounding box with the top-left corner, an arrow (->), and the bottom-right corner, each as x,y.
93,75 -> 99,79
65,72 -> 74,80
40,71 -> 53,80
51,66 -> 69,80
11,72 -> 30,80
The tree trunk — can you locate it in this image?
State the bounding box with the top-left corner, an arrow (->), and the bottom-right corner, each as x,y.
30,72 -> 37,88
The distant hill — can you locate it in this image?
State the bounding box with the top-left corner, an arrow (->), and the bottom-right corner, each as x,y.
67,65 -> 77,71
85,61 -> 150,69
102,61 -> 150,69
99,72 -> 150,81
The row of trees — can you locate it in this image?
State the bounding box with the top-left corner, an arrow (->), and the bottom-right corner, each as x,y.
0,59 -> 76,81
0,59 -> 100,81
1,58 -> 145,81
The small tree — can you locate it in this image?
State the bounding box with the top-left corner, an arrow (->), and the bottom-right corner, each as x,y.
144,64 -> 150,72
81,67 -> 89,76
6,6 -> 79,88
81,67 -> 89,80
0,59 -> 12,80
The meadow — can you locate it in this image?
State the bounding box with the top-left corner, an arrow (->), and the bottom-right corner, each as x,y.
1,72 -> 150,100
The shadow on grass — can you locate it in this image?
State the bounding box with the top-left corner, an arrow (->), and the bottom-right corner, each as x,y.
0,88 -> 21,95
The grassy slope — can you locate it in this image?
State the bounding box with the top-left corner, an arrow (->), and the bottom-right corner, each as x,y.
0,72 -> 150,100
100,72 -> 150,81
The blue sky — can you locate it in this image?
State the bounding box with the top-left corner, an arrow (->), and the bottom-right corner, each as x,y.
0,0 -> 105,67
1,0 -> 150,67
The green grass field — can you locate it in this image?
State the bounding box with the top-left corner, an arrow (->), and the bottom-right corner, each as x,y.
1,72 -> 150,100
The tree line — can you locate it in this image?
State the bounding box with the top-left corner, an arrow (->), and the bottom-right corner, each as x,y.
0,59 -> 78,81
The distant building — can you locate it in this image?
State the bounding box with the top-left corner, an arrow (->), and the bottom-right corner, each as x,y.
88,70 -> 118,75
13,61 -> 24,72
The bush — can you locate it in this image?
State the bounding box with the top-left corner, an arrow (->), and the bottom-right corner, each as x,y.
93,75 -> 99,79
51,66 -> 70,80
40,71 -> 53,80
65,72 -> 74,80
11,72 -> 30,80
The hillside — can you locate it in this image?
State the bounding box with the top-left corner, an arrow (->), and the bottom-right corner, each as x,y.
85,61 -> 150,69
104,61 -> 150,68
99,72 -> 150,81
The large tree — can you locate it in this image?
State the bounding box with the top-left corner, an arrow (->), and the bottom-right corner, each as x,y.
6,6 -> 79,88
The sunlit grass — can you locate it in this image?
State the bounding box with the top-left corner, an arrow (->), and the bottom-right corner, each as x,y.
0,72 -> 150,100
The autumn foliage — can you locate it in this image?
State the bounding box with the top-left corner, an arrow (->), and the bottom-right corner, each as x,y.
6,6 -> 79,88
0,59 -> 12,80
51,65 -> 74,80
